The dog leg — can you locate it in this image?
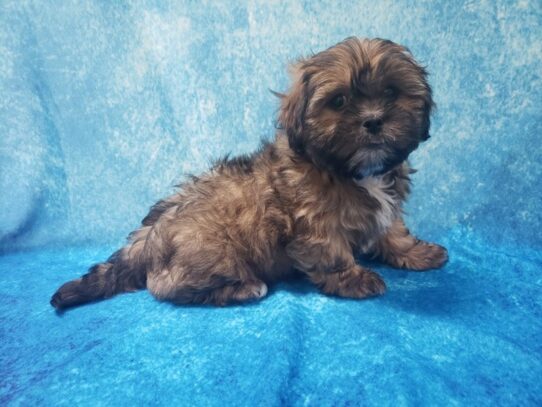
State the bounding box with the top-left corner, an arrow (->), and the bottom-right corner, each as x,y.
148,267 -> 268,306
373,219 -> 448,270
286,237 -> 386,298
307,265 -> 386,299
204,281 -> 268,306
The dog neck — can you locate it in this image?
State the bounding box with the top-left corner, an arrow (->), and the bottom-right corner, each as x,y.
275,133 -> 359,181
275,132 -> 407,183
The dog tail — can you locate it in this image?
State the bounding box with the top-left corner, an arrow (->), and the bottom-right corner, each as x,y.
50,229 -> 151,310
50,248 -> 147,310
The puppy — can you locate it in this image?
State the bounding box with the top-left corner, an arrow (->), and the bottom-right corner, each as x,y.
51,37 -> 447,310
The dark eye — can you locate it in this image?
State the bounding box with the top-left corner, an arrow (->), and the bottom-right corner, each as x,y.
384,87 -> 398,99
329,94 -> 347,110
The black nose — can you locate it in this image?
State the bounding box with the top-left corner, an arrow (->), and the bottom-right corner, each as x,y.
363,118 -> 383,134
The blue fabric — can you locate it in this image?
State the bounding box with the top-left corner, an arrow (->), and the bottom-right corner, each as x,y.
1,1 -> 541,405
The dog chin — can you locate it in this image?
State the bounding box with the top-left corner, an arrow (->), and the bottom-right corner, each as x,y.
350,148 -> 388,179
353,153 -> 406,179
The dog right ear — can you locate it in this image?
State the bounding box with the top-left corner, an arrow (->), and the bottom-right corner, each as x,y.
278,62 -> 311,155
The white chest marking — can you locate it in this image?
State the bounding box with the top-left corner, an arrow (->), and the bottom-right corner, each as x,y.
355,175 -> 399,235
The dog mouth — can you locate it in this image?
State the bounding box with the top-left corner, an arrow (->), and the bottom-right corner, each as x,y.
361,129 -> 391,147
350,141 -> 411,179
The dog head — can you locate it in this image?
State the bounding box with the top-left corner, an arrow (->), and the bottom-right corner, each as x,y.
278,37 -> 434,179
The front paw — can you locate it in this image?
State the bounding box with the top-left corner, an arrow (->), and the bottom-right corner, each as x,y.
400,242 -> 448,271
333,267 -> 387,299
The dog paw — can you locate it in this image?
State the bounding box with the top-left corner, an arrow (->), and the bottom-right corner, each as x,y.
234,281 -> 268,302
252,282 -> 268,298
338,268 -> 387,299
402,242 -> 448,271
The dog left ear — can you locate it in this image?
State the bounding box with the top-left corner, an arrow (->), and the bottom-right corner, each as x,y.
278,63 -> 311,155
391,42 -> 434,142
420,83 -> 434,141
420,99 -> 433,141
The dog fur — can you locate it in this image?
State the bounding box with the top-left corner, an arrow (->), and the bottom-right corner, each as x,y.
51,37 -> 448,310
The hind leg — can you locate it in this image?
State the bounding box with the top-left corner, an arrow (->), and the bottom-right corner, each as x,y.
198,280 -> 268,306
147,269 -> 267,306
144,207 -> 275,306
145,231 -> 269,307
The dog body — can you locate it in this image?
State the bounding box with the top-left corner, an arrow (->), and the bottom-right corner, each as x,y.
51,37 -> 447,309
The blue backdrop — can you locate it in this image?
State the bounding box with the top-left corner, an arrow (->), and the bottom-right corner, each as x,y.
1,1 -> 541,405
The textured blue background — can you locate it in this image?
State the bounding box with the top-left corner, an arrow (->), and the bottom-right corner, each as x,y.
1,1 -> 541,405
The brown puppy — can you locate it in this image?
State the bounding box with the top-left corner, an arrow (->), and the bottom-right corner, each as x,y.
51,37 -> 447,310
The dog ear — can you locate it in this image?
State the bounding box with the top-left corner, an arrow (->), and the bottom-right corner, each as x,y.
278,63 -> 311,154
420,105 -> 432,141
374,39 -> 434,142
420,79 -> 434,142
399,46 -> 434,142
407,55 -> 434,143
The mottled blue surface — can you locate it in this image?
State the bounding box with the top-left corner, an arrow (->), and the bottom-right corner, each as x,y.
1,1 -> 541,405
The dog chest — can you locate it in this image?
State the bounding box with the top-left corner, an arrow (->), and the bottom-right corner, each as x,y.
355,175 -> 400,235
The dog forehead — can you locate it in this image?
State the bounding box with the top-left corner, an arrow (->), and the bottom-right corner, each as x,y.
304,40 -> 411,91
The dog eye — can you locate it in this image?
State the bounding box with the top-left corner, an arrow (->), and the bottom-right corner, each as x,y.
329,95 -> 347,110
384,87 -> 398,98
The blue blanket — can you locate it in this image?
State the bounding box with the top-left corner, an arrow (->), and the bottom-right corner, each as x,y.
1,1 -> 541,405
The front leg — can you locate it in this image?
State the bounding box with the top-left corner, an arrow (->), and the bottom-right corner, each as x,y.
286,236 -> 386,299
372,219 -> 448,271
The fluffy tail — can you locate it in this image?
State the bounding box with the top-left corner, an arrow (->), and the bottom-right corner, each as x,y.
50,250 -> 147,310
50,229 -> 151,310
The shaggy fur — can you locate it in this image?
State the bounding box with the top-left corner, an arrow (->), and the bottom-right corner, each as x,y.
51,37 -> 447,310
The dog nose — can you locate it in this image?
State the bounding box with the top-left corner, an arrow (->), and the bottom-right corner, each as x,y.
363,118 -> 383,134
